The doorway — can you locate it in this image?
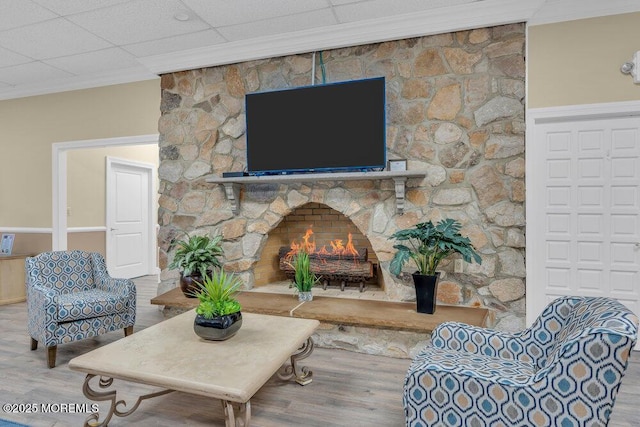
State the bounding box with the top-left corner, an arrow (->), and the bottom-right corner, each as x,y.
106,157 -> 155,278
52,134 -> 159,276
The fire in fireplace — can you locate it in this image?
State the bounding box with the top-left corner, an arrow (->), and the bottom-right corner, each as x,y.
278,228 -> 375,292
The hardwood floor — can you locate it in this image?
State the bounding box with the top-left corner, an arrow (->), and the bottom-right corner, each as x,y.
1,276 -> 638,426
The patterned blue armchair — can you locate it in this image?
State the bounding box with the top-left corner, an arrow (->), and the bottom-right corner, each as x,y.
404,296 -> 638,427
26,251 -> 136,368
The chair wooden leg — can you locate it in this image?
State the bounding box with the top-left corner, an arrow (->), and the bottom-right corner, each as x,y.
124,326 -> 134,337
31,338 -> 38,351
47,346 -> 57,369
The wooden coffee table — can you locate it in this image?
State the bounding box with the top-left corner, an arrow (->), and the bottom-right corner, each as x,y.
68,310 -> 319,427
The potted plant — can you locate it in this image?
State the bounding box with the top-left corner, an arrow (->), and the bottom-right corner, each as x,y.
288,250 -> 320,301
190,268 -> 243,341
389,218 -> 482,314
168,233 -> 224,297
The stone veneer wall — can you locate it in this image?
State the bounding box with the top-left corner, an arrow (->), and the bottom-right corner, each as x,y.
158,23 -> 526,333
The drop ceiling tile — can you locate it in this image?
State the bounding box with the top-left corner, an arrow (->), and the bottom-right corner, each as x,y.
124,29 -> 226,57
44,48 -> 140,75
0,18 -> 112,60
0,46 -> 32,68
182,0 -> 330,27
218,9 -> 338,42
0,0 -> 58,31
67,0 -> 211,45
31,0 -> 130,16
0,61 -> 72,85
334,0 -> 474,22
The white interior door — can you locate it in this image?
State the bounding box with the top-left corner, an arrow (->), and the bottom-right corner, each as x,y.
106,157 -> 155,278
528,111 -> 640,338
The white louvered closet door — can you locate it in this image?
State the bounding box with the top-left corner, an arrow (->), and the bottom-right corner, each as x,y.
529,116 -> 640,334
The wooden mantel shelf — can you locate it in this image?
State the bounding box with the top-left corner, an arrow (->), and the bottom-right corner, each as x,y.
151,287 -> 489,334
206,170 -> 426,214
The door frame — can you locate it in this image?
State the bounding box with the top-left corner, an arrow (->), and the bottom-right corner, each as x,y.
52,134 -> 159,265
106,156 -> 156,277
526,100 -> 640,326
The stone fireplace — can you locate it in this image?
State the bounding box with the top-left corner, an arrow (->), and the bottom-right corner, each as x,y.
255,202 -> 382,292
157,23 -> 527,336
195,174 -> 428,302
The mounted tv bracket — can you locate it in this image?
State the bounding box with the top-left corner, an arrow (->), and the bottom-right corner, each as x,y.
206,170 -> 426,215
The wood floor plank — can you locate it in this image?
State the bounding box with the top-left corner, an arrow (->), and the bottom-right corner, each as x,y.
1,276 -> 637,426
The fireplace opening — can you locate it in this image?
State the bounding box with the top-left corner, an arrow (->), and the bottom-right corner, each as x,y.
253,203 -> 383,292
278,228 -> 375,292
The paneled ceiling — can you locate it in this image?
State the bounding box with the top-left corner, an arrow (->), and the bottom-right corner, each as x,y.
0,0 -> 638,100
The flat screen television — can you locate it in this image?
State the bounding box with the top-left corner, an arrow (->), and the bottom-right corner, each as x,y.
245,77 -> 386,175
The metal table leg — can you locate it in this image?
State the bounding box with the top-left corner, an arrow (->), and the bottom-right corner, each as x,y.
81,374 -> 173,427
277,337 -> 315,385
222,400 -> 251,427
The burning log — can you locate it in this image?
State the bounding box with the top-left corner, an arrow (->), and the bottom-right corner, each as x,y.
278,246 -> 374,292
278,227 -> 375,292
278,247 -> 367,262
278,251 -> 373,277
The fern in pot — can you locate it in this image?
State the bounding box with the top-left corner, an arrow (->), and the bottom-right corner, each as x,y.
389,219 -> 481,314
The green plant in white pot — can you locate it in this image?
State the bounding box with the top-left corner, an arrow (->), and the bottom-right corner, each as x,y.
288,250 -> 320,301
389,218 -> 481,314
168,233 -> 224,297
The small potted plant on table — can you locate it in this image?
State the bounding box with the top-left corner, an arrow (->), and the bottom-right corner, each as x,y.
191,268 -> 243,341
168,233 -> 224,297
389,218 -> 481,314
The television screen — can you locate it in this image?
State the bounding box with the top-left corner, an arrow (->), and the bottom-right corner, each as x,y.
245,77 -> 386,175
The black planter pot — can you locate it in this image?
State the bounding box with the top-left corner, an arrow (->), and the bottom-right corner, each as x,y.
412,272 -> 440,314
193,312 -> 243,341
180,273 -> 206,298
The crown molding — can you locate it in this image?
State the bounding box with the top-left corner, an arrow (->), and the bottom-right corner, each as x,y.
0,67 -> 158,101
528,0 -> 640,25
140,0 -> 545,75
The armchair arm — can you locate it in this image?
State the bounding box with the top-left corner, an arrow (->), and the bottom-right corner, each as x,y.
26,282 -> 60,345
95,275 -> 137,328
431,321 -> 533,363
532,331 -> 636,383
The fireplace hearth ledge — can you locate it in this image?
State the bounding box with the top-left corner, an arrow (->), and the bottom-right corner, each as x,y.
151,287 -> 489,335
206,170 -> 426,214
